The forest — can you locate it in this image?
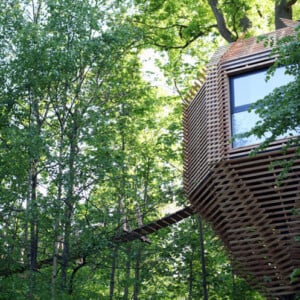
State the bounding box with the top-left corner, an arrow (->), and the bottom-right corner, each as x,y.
0,0 -> 300,299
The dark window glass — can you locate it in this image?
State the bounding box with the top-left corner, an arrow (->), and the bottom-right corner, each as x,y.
230,67 -> 294,148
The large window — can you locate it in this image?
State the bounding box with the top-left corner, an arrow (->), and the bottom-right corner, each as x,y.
230,66 -> 294,148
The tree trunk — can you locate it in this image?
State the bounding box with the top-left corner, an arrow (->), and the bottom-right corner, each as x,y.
51,238 -> 59,300
61,123 -> 78,291
61,207 -> 72,290
68,259 -> 86,295
133,243 -> 142,300
197,215 -> 208,300
275,0 -> 297,29
208,0 -> 235,42
30,164 -> 38,272
188,251 -> 194,300
51,129 -> 64,299
27,160 -> 39,298
109,245 -> 119,300
123,245 -> 131,300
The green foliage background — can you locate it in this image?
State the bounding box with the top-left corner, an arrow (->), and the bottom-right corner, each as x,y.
0,0 -> 299,299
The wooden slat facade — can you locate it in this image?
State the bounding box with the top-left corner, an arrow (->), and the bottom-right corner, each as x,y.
184,24 -> 300,299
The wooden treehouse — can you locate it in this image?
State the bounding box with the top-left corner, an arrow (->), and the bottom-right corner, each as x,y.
184,23 -> 300,299
115,22 -> 300,299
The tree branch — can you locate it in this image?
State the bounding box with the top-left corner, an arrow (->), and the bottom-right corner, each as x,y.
133,20 -> 188,31
68,258 -> 86,295
208,0 -> 236,42
286,0 -> 298,6
147,25 -> 217,50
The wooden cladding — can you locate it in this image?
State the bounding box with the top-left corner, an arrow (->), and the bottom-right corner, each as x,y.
183,44 -> 230,197
189,150 -> 300,298
184,26 -> 300,298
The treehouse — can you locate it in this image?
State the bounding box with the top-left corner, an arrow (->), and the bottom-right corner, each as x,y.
183,23 -> 300,299
115,22 -> 300,299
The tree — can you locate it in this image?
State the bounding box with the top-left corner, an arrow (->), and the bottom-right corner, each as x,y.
0,2 -> 191,298
126,0 -> 300,101
0,0 -> 145,297
131,0 -> 299,46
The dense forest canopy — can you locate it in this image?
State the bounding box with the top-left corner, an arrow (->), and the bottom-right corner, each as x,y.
0,0 -> 299,299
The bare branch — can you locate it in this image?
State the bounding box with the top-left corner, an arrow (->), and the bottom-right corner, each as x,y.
286,0 -> 298,6
208,0 -> 236,42
147,25 -> 217,50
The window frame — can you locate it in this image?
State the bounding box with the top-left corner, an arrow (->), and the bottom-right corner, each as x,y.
229,67 -> 270,114
228,64 -> 294,149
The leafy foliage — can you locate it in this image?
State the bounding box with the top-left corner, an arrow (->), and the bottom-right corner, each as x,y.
1,0 -> 299,299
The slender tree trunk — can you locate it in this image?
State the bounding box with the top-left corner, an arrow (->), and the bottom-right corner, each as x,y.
110,106 -> 127,299
61,123 -> 78,291
123,245 -> 131,300
68,259 -> 86,295
30,163 -> 39,271
51,238 -> 59,299
188,251 -> 194,300
51,130 -> 64,299
27,161 -> 39,298
208,0 -> 235,42
133,205 -> 145,300
61,207 -> 72,290
30,164 -> 39,286
110,197 -> 125,299
197,215 -> 208,300
26,97 -> 42,298
110,184 -> 123,300
133,243 -> 142,300
26,162 -> 38,299
110,245 -> 119,300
